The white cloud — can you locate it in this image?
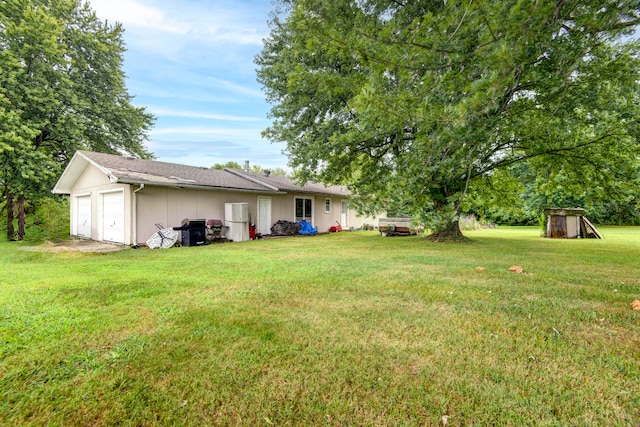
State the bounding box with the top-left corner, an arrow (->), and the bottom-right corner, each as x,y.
126,82 -> 250,106
147,107 -> 264,122
151,126 -> 263,139
89,0 -> 190,34
213,78 -> 265,99
89,0 -> 266,45
148,107 -> 265,122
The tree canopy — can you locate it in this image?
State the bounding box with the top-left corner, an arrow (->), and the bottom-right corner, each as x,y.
466,157 -> 640,226
0,0 -> 154,239
257,0 -> 640,238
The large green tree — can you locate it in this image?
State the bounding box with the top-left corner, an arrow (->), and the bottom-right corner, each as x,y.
0,0 -> 154,240
257,0 -> 640,239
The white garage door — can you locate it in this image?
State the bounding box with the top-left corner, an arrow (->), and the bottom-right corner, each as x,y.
76,195 -> 91,238
102,191 -> 125,243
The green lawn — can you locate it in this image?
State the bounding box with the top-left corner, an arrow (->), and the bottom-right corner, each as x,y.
1,227 -> 639,426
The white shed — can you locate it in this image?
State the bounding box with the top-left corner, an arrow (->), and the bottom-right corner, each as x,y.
544,208 -> 602,239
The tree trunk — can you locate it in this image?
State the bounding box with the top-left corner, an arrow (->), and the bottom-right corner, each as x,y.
6,192 -> 16,240
17,195 -> 26,241
426,219 -> 468,242
425,196 -> 469,242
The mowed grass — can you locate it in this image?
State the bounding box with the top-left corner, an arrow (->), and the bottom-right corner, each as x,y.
1,227 -> 639,426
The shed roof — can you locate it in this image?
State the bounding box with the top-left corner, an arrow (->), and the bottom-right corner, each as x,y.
52,151 -> 350,198
543,207 -> 586,216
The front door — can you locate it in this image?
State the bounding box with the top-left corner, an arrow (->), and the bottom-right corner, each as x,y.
102,191 -> 125,243
257,196 -> 272,235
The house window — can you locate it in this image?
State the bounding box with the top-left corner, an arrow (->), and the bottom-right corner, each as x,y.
325,198 -> 331,214
295,197 -> 313,222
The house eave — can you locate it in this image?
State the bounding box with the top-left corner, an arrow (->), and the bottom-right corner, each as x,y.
116,179 -> 287,194
52,151 -> 119,195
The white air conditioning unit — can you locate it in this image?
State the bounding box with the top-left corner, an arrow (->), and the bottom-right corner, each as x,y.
225,203 -> 249,242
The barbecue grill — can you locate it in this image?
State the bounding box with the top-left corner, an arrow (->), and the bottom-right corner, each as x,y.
206,219 -> 225,243
175,219 -> 206,246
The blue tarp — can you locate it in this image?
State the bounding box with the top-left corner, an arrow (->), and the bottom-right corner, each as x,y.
297,220 -> 317,235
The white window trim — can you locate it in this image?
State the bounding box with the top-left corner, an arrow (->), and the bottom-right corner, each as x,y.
294,195 -> 314,224
324,198 -> 332,214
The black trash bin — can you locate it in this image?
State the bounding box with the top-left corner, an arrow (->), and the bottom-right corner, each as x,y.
178,219 -> 206,246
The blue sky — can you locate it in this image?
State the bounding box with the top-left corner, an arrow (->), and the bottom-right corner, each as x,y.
88,0 -> 286,169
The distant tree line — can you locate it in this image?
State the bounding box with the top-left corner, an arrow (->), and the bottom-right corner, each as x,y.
465,160 -> 640,226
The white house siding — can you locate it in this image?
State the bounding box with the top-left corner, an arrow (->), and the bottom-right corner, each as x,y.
71,181 -> 379,245
260,193 -> 378,233
297,195 -> 371,232
134,189 -> 378,243
135,186 -> 168,243
135,186 -> 266,245
314,196 -> 340,232
265,194 -> 346,233
269,194 -> 293,226
347,207 -> 378,230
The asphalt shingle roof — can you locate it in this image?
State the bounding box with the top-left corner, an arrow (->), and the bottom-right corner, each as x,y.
54,151 -> 351,197
79,151 -> 271,192
228,169 -> 350,197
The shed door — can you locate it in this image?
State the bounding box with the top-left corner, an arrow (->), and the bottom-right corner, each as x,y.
103,191 -> 125,243
257,196 -> 272,235
76,195 -> 91,238
550,215 -> 567,238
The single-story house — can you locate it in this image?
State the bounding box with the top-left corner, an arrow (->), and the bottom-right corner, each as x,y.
52,150 -> 377,245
